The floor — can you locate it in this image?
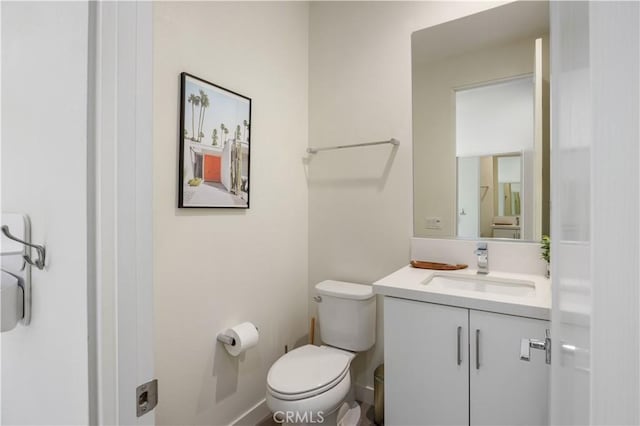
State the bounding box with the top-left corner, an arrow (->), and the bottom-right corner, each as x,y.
358,402 -> 376,426
257,401 -> 377,426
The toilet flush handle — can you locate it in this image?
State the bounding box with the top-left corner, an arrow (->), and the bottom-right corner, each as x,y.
313,295 -> 322,303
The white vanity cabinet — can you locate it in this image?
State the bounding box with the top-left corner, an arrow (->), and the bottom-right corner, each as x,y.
385,296 -> 550,426
469,309 -> 549,425
385,297 -> 469,425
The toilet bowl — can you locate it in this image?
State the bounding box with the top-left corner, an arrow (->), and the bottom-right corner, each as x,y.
266,345 -> 355,424
266,280 -> 376,425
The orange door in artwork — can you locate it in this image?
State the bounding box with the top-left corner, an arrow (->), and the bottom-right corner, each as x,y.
204,154 -> 221,182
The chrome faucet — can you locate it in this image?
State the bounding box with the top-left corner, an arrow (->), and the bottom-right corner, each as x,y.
475,242 -> 489,274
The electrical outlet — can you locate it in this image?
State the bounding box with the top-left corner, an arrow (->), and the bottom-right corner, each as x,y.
425,217 -> 443,230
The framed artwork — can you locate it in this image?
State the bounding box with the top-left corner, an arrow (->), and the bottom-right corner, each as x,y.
179,72 -> 251,208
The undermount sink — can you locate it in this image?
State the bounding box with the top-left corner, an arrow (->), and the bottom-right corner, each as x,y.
423,273 -> 536,298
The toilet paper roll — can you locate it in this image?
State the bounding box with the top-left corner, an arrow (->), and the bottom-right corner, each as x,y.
223,322 -> 259,356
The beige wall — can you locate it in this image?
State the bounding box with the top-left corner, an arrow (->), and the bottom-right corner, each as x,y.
308,0 -> 506,395
413,37 -> 537,238
153,2 -> 309,424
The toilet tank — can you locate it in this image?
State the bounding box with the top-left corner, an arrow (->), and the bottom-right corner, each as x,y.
315,280 -> 376,352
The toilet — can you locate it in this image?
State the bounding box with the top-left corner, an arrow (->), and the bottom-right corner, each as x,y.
266,280 -> 376,425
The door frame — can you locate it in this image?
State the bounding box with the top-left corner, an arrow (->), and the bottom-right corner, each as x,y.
89,2 -> 154,424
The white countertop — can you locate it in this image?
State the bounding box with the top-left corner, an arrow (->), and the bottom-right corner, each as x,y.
373,265 -> 551,320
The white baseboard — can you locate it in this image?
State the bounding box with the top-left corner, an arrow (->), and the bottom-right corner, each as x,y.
230,398 -> 271,426
354,383 -> 375,406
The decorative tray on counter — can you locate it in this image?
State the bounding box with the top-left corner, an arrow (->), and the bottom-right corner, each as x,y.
410,260 -> 468,271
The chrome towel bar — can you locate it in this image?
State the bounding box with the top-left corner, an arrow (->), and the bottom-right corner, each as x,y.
307,138 -> 399,154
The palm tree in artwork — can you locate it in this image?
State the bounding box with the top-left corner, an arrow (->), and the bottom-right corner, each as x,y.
243,119 -> 249,142
187,94 -> 198,140
197,90 -> 210,142
220,123 -> 229,145
212,129 -> 218,146
188,94 -> 200,141
235,125 -> 241,142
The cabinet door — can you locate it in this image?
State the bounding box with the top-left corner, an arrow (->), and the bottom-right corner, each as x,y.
385,297 -> 469,426
470,310 -> 550,426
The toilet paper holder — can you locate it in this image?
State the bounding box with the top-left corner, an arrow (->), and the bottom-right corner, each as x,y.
217,333 -> 236,346
216,324 -> 259,346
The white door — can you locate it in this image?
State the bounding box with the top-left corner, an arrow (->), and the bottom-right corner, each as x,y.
1,2 -> 91,424
1,2 -> 155,425
385,297 -> 469,426
457,156 -> 480,238
550,2 -> 640,424
469,310 -> 549,426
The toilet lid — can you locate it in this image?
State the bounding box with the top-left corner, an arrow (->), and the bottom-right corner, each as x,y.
267,345 -> 350,399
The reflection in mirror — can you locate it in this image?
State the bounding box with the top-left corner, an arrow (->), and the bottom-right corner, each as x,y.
412,1 -> 550,241
455,75 -> 532,240
458,154 -> 522,239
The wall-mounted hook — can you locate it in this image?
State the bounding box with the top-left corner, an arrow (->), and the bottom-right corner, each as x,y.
1,225 -> 46,270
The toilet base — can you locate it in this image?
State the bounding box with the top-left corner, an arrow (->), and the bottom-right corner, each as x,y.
270,389 -> 361,426
272,401 -> 361,426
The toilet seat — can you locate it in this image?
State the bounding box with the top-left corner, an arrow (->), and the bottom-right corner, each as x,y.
267,345 -> 351,401
266,370 -> 351,421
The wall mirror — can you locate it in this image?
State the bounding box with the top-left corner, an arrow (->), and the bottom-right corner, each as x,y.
412,1 -> 550,241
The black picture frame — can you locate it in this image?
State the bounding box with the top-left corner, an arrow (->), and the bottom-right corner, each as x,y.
178,72 -> 252,208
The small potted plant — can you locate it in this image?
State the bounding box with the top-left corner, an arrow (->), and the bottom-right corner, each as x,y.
541,235 -> 550,278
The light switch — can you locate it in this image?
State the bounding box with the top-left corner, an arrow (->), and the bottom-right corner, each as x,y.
425,217 -> 443,230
